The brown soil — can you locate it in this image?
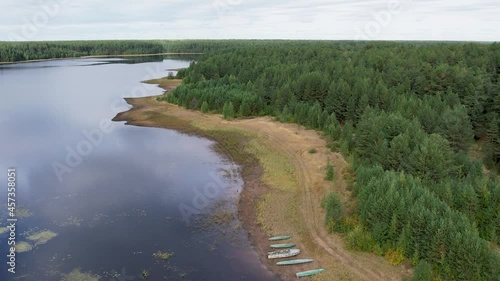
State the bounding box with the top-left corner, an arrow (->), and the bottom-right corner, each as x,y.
113,83 -> 410,281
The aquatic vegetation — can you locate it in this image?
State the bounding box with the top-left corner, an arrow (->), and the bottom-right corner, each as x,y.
58,216 -> 83,227
141,269 -> 150,279
27,230 -> 58,246
209,210 -> 234,226
193,199 -> 238,231
209,200 -> 237,223
61,268 -> 100,281
15,208 -> 32,218
15,241 -> 32,253
88,213 -> 108,228
190,198 -> 247,250
135,209 -> 148,217
153,251 -> 174,260
0,227 -> 8,235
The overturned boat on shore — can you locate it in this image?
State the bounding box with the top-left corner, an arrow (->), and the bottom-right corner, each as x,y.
276,259 -> 313,266
268,235 -> 291,241
267,248 -> 300,259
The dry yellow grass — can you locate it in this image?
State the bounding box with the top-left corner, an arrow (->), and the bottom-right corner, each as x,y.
245,138 -> 298,192
142,78 -> 182,90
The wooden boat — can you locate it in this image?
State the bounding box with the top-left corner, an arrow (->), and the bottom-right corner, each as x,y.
268,235 -> 291,241
267,249 -> 300,259
296,269 -> 325,278
276,259 -> 313,266
270,243 -> 295,249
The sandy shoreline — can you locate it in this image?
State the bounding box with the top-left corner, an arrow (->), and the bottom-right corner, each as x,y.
112,80 -> 409,281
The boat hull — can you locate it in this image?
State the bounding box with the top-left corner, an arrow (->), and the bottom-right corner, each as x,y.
268,235 -> 291,241
296,269 -> 325,278
276,259 -> 313,266
270,243 -> 295,249
267,249 -> 300,259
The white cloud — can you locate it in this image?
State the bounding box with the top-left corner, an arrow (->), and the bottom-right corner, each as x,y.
0,0 -> 498,41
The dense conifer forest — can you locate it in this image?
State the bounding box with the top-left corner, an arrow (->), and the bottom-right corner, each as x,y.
161,41 -> 500,281
3,40 -> 499,280
0,40 -> 313,62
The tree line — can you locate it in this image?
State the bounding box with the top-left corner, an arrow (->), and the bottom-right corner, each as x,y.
0,40 -> 167,62
0,40 -> 330,62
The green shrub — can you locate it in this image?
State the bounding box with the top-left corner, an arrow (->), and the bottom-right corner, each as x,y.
372,244 -> 384,256
201,101 -> 209,113
385,247 -> 405,266
141,269 -> 150,279
325,160 -> 335,181
308,148 -> 317,154
324,192 -> 344,233
346,226 -> 375,251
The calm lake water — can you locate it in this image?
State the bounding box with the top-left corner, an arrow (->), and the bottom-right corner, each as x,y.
0,57 -> 277,281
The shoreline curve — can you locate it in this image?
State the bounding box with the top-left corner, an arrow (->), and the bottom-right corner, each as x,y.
112,78 -> 409,281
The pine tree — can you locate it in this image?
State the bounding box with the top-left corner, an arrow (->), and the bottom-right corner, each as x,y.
408,134 -> 453,181
437,106 -> 474,151
486,115 -> 500,165
281,105 -> 292,122
201,101 -> 209,113
412,260 -> 433,281
389,133 -> 413,172
356,93 -> 370,120
223,102 -> 235,119
462,84 -> 484,137
323,192 -> 344,232
324,113 -> 340,140
318,109 -> 329,130
239,98 -> 251,117
325,160 -> 335,181
417,102 -> 440,134
306,102 -> 321,129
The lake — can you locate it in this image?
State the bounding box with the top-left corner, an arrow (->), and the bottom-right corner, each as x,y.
0,57 -> 277,281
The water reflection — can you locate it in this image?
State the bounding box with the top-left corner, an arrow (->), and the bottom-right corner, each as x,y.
0,58 -> 276,281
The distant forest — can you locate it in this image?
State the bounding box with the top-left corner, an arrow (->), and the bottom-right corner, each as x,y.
0,40 -> 311,62
3,40 -> 500,280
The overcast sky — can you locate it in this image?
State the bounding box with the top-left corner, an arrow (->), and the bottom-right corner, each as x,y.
1,0 -> 498,41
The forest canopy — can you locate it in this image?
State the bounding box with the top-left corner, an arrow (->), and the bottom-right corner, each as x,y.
160,41 -> 500,281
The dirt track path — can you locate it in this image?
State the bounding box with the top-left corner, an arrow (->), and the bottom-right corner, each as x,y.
115,97 -> 408,281
235,119 -> 405,281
